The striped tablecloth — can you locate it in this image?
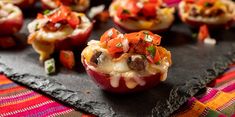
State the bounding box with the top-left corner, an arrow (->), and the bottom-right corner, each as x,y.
0,65 -> 235,117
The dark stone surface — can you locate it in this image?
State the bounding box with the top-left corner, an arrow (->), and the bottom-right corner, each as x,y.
0,2 -> 235,117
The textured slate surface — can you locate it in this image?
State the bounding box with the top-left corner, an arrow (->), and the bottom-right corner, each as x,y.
0,2 -> 235,117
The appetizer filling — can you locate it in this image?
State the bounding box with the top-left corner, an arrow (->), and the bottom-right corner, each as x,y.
179,0 -> 235,24
82,28 -> 171,89
0,2 -> 22,21
28,5 -> 92,61
109,0 -> 175,30
42,0 -> 89,12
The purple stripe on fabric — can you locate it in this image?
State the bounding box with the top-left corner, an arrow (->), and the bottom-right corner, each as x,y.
0,91 -> 36,104
225,67 -> 235,73
0,83 -> 17,89
27,106 -> 69,117
221,83 -> 235,93
199,89 -> 218,103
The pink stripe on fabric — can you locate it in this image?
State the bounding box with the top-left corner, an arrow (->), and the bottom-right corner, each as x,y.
199,89 -> 218,103
217,79 -> 235,90
221,83 -> 235,93
12,101 -> 70,117
0,91 -> 36,104
40,106 -> 71,117
48,109 -> 73,117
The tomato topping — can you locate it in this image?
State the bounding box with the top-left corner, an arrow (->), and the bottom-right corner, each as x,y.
107,38 -> 124,56
141,3 -> 157,18
37,13 -> 44,19
100,28 -> 120,44
198,25 -> 209,41
196,0 -> 216,6
59,50 -> 75,69
101,28 -> 164,63
47,5 -> 80,29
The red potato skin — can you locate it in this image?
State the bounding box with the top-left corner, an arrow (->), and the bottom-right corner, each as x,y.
0,15 -> 23,36
178,8 -> 235,29
54,23 -> 93,51
113,18 -> 173,33
14,0 -> 35,9
41,0 -> 55,10
82,58 -> 162,93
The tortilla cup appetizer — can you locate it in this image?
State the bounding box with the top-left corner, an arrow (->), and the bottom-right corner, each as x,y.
41,0 -> 90,12
109,0 -> 175,32
178,0 -> 235,28
81,28 -> 172,93
2,0 -> 35,9
28,5 -> 93,61
0,2 -> 23,35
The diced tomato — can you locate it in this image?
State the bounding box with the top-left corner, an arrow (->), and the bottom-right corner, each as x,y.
100,28 -> 120,44
124,32 -> 140,44
147,55 -> 154,63
67,12 -> 80,29
198,25 -> 209,41
142,3 -> 157,18
125,0 -> 141,16
153,48 -> 161,63
151,34 -> 161,45
37,13 -> 44,19
117,7 -> 132,20
184,0 -> 195,3
49,5 -> 71,23
196,0 -> 216,6
107,38 -> 124,56
59,50 -> 75,69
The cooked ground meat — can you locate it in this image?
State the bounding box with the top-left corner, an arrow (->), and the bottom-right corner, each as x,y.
127,55 -> 145,71
90,51 -> 103,65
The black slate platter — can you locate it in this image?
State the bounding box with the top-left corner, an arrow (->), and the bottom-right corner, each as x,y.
1,3 -> 235,117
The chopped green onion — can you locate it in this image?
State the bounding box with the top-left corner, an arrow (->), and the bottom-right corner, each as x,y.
146,45 -> 156,58
122,9 -> 130,14
44,58 -> 56,75
144,35 -> 153,42
116,42 -> 123,47
155,61 -> 161,65
43,10 -> 51,15
192,33 -> 198,38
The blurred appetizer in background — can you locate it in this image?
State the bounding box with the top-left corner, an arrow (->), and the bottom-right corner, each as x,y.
0,1 -> 23,36
0,1 -> 23,48
2,0 -> 35,9
27,5 -> 93,62
41,0 -> 90,12
178,0 -> 235,28
82,28 -> 172,93
109,0 -> 175,32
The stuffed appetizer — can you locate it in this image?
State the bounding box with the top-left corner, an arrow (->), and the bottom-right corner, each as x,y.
0,1 -> 23,35
28,5 -> 93,61
81,28 -> 172,93
109,0 -> 175,32
178,0 -> 235,28
2,0 -> 35,9
41,0 -> 90,12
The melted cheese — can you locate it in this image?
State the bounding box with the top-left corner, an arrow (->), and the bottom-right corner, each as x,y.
28,14 -> 92,61
82,40 -> 171,89
179,0 -> 235,25
0,2 -> 22,22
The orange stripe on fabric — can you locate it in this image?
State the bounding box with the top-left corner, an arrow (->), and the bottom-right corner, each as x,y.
0,80 -> 12,85
0,95 -> 51,114
205,92 -> 234,110
0,86 -> 24,94
176,100 -> 207,117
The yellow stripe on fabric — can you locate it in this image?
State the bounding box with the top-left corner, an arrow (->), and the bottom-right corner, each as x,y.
205,92 -> 234,110
176,100 -> 207,117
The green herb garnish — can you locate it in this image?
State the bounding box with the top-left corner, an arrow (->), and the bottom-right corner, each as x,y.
43,10 -> 51,15
192,33 -> 198,39
116,42 -> 123,47
44,58 -> 56,75
146,46 -> 156,58
122,9 -> 130,14
204,2 -> 213,7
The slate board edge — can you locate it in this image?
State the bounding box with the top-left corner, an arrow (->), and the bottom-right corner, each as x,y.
0,46 -> 235,117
